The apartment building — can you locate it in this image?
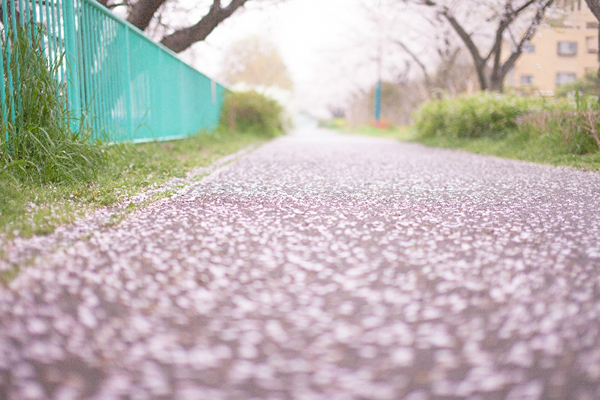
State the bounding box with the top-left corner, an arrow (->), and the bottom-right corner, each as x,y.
507,0 -> 599,95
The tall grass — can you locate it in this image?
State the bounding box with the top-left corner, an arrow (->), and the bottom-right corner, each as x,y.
414,92 -> 600,157
1,23 -> 106,185
516,93 -> 600,155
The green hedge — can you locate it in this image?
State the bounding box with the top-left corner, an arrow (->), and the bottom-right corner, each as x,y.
414,92 -> 547,139
414,92 -> 600,156
220,90 -> 284,137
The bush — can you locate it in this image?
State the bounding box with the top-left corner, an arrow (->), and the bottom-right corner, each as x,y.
554,72 -> 600,99
517,94 -> 600,155
414,92 -> 546,139
220,90 -> 284,137
414,91 -> 600,156
1,23 -> 106,184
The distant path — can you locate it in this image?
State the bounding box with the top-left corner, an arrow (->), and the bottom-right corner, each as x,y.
2,128 -> 600,400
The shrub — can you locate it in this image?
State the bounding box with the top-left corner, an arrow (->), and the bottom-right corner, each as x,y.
220,90 -> 284,137
554,72 -> 600,99
414,90 -> 600,156
1,23 -> 106,184
517,97 -> 600,155
414,92 -> 545,139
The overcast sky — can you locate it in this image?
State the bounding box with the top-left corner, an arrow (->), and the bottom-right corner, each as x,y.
177,0 -> 381,115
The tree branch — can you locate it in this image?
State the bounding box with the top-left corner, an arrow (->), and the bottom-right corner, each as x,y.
160,0 -> 249,53
127,0 -> 168,31
512,0 -> 538,17
583,1 -> 600,103
395,40 -> 432,90
439,7 -> 488,89
485,0 -> 536,64
500,0 -> 556,79
417,0 -> 488,89
586,0 -> 600,19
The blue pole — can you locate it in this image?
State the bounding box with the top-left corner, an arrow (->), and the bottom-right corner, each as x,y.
375,79 -> 382,123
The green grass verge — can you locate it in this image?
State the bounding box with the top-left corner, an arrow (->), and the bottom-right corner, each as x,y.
416,130 -> 600,171
345,124 -> 600,171
0,128 -> 267,239
342,125 -> 417,141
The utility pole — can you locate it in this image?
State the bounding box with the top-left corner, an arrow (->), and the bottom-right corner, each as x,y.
374,0 -> 382,124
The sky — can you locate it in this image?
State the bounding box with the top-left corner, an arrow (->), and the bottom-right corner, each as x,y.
177,0 -> 381,116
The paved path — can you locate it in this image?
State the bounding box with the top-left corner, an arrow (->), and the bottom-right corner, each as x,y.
2,128 -> 600,400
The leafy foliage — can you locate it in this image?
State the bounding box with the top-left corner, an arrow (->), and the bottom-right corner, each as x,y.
220,90 -> 284,137
1,24 -> 106,184
554,72 -> 600,99
414,92 -> 546,139
414,92 -> 600,157
517,93 -> 600,155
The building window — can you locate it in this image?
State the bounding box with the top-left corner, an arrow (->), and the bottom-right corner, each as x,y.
557,41 -> 578,56
556,72 -> 577,86
587,22 -> 599,29
520,75 -> 535,85
586,36 -> 598,53
560,0 -> 582,10
523,43 -> 535,53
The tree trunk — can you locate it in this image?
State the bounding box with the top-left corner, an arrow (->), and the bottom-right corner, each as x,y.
420,0 -> 554,93
473,61 -> 489,91
127,0 -> 168,32
489,75 -> 504,92
586,0 -> 600,105
583,1 -> 600,103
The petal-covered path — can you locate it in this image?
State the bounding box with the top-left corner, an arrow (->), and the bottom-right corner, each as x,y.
2,129 -> 600,400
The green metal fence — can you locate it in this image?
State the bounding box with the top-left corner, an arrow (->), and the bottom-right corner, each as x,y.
1,0 -> 226,143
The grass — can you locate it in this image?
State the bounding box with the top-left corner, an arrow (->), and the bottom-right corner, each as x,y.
1,25 -> 284,286
0,128 -> 268,239
343,123 -> 600,171
1,23 -> 106,185
417,132 -> 600,171
342,124 -> 417,141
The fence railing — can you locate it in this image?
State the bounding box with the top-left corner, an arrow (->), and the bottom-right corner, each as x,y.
1,0 -> 226,143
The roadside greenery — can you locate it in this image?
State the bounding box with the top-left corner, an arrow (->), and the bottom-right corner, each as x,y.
220,90 -> 285,137
0,128 -> 269,238
413,92 -> 555,139
344,92 -> 600,171
1,24 -> 106,185
554,72 -> 600,99
413,92 -> 600,167
0,29 -> 282,239
339,123 -> 416,141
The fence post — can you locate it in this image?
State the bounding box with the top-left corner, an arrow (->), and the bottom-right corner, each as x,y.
62,0 -> 82,121
0,18 -> 7,129
123,25 -> 134,139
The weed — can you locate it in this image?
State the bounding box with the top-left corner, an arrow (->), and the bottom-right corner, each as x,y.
1,23 -> 106,185
517,93 -> 600,155
0,128 -> 268,238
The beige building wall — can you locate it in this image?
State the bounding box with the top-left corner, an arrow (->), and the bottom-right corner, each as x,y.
507,0 -> 599,95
